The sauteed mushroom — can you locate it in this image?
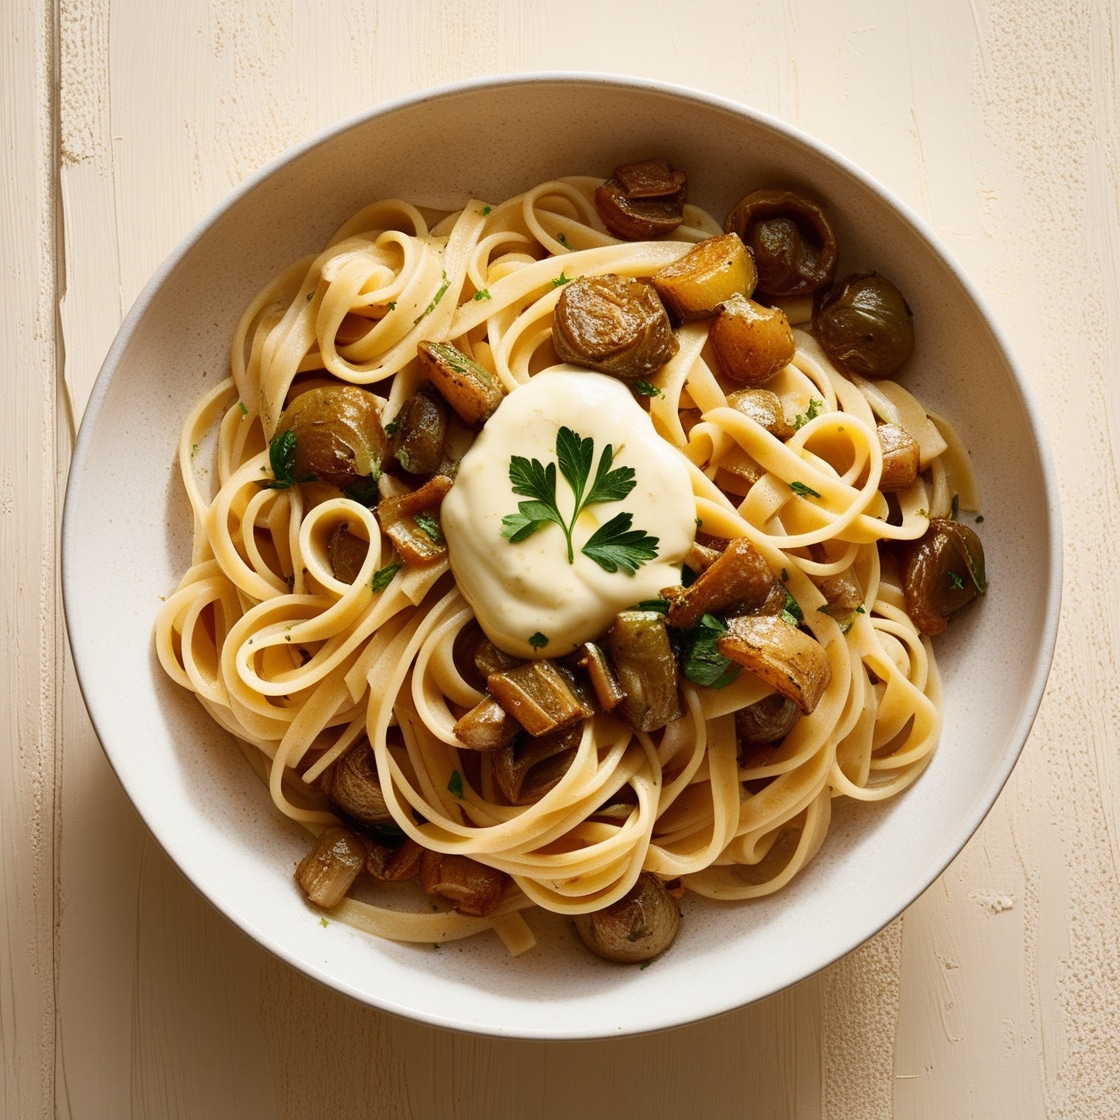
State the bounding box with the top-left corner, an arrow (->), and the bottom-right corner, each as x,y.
273,383 -> 387,489
724,188 -> 839,298
553,274 -> 679,382
595,158 -> 688,240
572,871 -> 681,962
813,272 -> 915,378
902,518 -> 987,636
708,293 -> 796,387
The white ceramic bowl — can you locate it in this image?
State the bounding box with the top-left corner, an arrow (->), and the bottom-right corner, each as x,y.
62,74 -> 1061,1039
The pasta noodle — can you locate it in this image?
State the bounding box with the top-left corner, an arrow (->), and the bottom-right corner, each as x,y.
154,172 -> 981,959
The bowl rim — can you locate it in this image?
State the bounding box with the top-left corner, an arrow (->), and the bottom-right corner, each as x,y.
62,70 -> 1063,1037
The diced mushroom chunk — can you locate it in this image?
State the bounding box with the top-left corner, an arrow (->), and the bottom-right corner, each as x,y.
606,610 -> 681,732
487,661 -> 593,737
418,340 -> 505,428
709,293 -> 796,386
717,613 -> 832,714
453,695 -> 522,752
727,388 -> 795,441
595,158 -> 688,240
553,274 -> 679,383
419,851 -> 508,917
572,872 -> 681,962
388,386 -> 448,477
651,233 -> 757,322
492,723 -> 582,805
902,517 -> 987,636
295,826 -> 367,909
365,834 -> 424,883
322,738 -> 392,825
735,692 -> 801,748
876,423 -> 921,493
376,473 -> 453,564
663,536 -> 785,630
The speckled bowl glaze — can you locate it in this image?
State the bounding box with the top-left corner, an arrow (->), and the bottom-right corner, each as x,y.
62,74 -> 1060,1039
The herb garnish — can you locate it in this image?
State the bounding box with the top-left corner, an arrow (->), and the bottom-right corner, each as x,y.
529,631 -> 549,650
372,563 -> 402,592
263,428 -> 312,489
447,770 -> 464,798
634,380 -> 663,398
790,480 -> 822,499
792,398 -> 823,430
414,511 -> 444,544
500,426 -> 660,575
679,613 -> 739,689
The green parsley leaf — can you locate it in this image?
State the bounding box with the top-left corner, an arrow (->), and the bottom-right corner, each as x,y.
414,511 -> 444,544
237,400 -> 248,417
372,563 -> 402,592
479,204 -> 492,216
529,631 -> 549,650
679,613 -> 740,689
790,480 -> 822,499
413,271 -> 450,325
447,770 -> 464,798
263,428 -> 313,489
552,271 -> 571,288
472,288 -> 492,301
780,590 -> 803,626
581,512 -> 660,575
947,570 -> 965,590
792,398 -> 823,430
500,426 -> 659,574
633,380 -> 663,398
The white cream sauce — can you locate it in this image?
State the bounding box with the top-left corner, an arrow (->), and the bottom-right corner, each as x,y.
442,366 -> 696,658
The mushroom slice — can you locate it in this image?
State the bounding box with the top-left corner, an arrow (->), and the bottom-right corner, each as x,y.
816,567 -> 865,633
365,834 -> 424,883
375,473 -> 453,565
322,738 -> 392,825
902,517 -> 987,636
717,613 -> 832,714
486,661 -> 593,737
272,383 -> 387,490
651,232 -> 757,322
417,340 -> 505,428
418,851 -> 508,917
735,692 -> 801,749
387,385 -> 448,477
606,610 -> 681,732
663,537 -> 785,631
328,522 -> 369,583
453,695 -> 521,752
727,388 -> 795,441
572,872 -> 681,963
876,423 -> 921,493
576,641 -> 626,713
724,188 -> 839,298
708,293 -> 796,387
492,723 -> 582,805
294,826 -> 367,909
594,158 -> 688,240
552,274 -> 679,383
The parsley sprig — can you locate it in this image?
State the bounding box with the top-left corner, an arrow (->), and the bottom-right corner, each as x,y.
500,426 -> 660,575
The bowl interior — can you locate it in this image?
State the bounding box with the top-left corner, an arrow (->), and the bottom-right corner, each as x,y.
62,74 -> 1060,1038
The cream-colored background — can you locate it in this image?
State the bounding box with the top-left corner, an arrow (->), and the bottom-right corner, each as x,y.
4,1 -> 1114,1116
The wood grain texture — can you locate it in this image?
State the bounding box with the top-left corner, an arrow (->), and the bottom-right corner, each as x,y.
3,0 -> 1115,1116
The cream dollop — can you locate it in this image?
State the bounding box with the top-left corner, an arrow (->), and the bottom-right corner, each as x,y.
441,366 -> 696,658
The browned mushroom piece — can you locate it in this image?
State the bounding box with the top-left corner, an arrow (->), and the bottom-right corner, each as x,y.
576,641 -> 626,713
492,723 -> 582,805
417,340 -> 505,428
594,158 -> 688,240
717,613 -> 832,714
735,691 -> 802,748
663,536 -> 785,631
727,388 -> 795,441
816,567 -> 865,633
902,517 -> 987,636
294,826 -> 367,909
876,423 -> 921,493
418,851 -> 509,917
486,660 -> 593,737
328,522 -> 369,583
651,232 -> 757,322
572,871 -> 682,963
605,610 -> 682,732
322,738 -> 393,825
452,695 -> 522,752
387,385 -> 448,477
709,292 -> 796,387
813,272 -> 915,378
553,274 -> 679,383
375,473 -> 453,565
365,834 -> 424,883
724,188 -> 839,299
274,383 -> 388,489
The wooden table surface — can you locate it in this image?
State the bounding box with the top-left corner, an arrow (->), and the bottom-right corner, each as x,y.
5,1 -> 1115,1116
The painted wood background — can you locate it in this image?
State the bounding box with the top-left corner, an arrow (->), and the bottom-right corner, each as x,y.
4,1 -> 1116,1116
